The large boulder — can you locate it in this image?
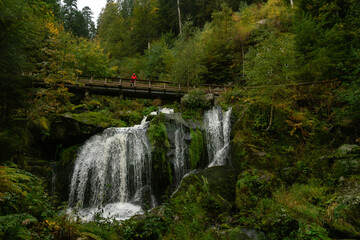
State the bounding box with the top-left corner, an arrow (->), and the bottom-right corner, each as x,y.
326,176 -> 360,238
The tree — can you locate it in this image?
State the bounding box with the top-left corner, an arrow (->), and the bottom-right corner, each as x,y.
81,6 -> 96,38
62,0 -> 96,38
0,0 -> 48,123
244,33 -> 298,104
199,4 -> 240,84
97,1 -> 133,59
132,0 -> 161,52
164,30 -> 206,85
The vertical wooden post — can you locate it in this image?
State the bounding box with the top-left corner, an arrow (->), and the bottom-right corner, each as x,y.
178,84 -> 181,92
119,79 -> 122,87
105,77 -> 107,85
209,86 -> 211,93
90,76 -> 93,84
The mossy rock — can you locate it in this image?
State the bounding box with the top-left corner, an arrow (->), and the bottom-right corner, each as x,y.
181,90 -> 213,110
335,144 -> 360,157
59,145 -> 80,167
326,176 -> 360,238
189,128 -> 207,169
320,144 -> 360,180
236,169 -> 279,209
217,228 -> 255,240
260,206 -> 299,239
148,114 -> 172,200
50,114 -> 103,144
63,112 -> 126,128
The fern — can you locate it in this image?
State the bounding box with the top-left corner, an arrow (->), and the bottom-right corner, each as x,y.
0,166 -> 32,200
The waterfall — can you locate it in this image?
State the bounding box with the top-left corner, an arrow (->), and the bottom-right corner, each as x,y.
68,121 -> 151,221
204,106 -> 232,167
67,106 -> 232,221
173,121 -> 187,184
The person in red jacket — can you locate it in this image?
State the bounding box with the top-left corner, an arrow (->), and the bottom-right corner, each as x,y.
131,73 -> 137,87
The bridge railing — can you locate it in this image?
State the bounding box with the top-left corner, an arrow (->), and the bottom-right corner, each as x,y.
76,75 -> 228,94
22,72 -> 230,95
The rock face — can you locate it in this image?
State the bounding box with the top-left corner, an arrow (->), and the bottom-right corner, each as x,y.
149,113 -> 208,203
50,114 -> 108,145
324,144 -> 360,238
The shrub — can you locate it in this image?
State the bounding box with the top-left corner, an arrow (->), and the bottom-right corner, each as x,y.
181,90 -> 212,110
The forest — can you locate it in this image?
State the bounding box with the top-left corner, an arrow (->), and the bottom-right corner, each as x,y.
1,0 -> 360,239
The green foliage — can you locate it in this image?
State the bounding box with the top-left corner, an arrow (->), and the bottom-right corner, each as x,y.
0,0 -> 49,123
0,166 -> 55,220
143,41 -> 168,79
0,213 -> 38,240
117,215 -> 166,240
297,223 -> 331,240
62,0 -> 96,38
163,30 -> 206,85
148,114 -> 173,193
65,111 -> 126,128
236,169 -> 278,209
189,129 -> 205,169
97,1 -> 133,60
59,145 -> 80,167
181,90 -> 211,110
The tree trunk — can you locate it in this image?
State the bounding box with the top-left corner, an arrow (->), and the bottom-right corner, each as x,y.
177,0 -> 182,34
242,42 -> 245,77
290,0 -> 294,8
265,103 -> 274,131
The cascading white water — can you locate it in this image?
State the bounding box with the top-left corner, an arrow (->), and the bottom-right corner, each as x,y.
67,106 -> 232,221
68,122 -> 151,221
204,106 -> 232,167
173,122 -> 187,184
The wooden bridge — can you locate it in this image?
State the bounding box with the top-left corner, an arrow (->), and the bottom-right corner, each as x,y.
27,72 -> 338,100
30,75 -> 228,100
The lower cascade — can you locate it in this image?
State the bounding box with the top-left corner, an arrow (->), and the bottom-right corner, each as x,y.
68,106 -> 232,221
68,122 -> 152,221
204,106 -> 232,167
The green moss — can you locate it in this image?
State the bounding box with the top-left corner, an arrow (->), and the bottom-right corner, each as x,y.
147,114 -> 169,148
181,89 -> 211,109
65,111 -> 111,128
182,108 -> 203,121
236,169 -> 278,209
128,112 -> 142,125
34,116 -> 51,135
147,114 -> 172,193
59,145 -> 80,167
64,111 -> 127,128
189,128 -> 205,169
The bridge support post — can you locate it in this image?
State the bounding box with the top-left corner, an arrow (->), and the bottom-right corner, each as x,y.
85,90 -> 90,97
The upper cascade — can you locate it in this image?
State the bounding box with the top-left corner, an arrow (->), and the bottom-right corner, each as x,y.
204,106 -> 232,167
